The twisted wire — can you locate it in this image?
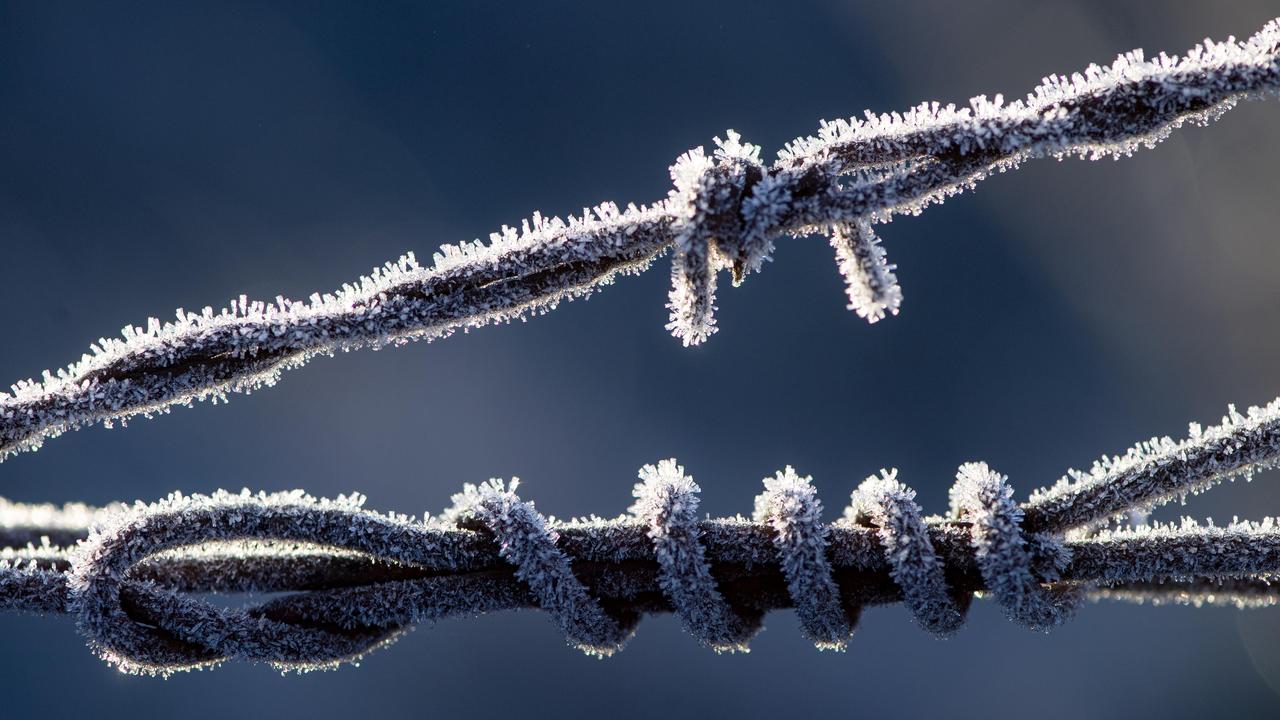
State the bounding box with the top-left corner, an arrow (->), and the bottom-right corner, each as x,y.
2,19 -> 1277,460
450,480 -> 631,656
630,460 -> 755,651
949,463 -> 1080,630
5,396 -> 1280,674
754,468 -> 855,648
847,470 -> 968,635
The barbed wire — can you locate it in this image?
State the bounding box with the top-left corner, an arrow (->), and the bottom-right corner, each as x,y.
2,399 -> 1280,674
1,19 -> 1277,462
4,17 -> 1280,677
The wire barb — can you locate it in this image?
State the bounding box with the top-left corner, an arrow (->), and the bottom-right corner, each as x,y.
828,220 -> 902,323
2,19 -> 1277,460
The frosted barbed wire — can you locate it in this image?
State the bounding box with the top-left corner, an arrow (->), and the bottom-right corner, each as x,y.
1025,398 -> 1280,534
2,19 -> 1277,461
4,397 -> 1280,673
775,19 -> 1280,172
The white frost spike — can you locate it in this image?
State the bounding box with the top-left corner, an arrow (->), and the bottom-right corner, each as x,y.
712,129 -> 762,165
829,220 -> 902,323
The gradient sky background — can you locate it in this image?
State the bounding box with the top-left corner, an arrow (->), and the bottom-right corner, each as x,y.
3,1 -> 1280,717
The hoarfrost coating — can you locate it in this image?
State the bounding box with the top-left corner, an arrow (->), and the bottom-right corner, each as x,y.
2,19 -> 1278,460
3,398 -> 1280,673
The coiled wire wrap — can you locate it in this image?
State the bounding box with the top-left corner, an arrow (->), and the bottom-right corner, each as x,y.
4,445 -> 1280,674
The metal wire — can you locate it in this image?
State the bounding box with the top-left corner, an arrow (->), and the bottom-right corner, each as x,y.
1,17 -> 1279,677
3,405 -> 1280,675
2,18 -> 1276,461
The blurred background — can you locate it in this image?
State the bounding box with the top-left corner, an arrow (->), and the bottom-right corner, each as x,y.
3,0 -> 1280,717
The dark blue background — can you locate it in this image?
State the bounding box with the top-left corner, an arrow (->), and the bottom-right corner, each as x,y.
3,1 -> 1280,717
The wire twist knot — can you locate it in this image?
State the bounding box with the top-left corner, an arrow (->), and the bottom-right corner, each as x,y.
664,131 -> 770,345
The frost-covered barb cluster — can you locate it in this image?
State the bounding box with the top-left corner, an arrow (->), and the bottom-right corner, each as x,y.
1,20 -> 1277,460
2,398 -> 1280,674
